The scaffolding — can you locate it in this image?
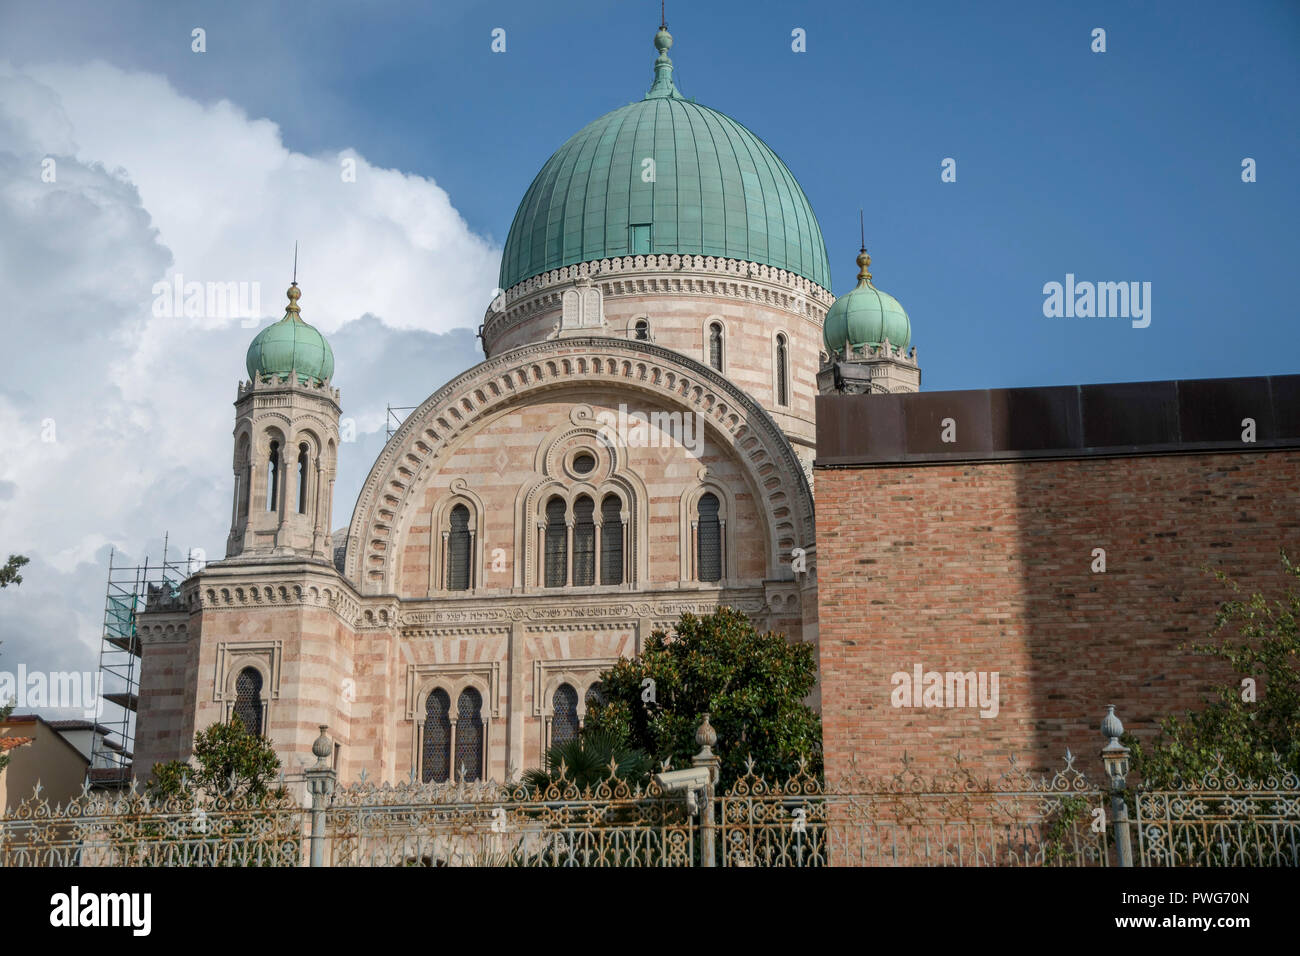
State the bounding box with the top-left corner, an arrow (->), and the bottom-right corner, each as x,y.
386,403 -> 417,439
89,538 -> 198,789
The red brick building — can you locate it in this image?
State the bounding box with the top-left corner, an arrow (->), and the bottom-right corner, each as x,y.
815,375 -> 1300,781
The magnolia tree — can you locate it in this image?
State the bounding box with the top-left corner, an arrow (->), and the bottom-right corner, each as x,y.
149,717 -> 284,800
584,607 -> 822,790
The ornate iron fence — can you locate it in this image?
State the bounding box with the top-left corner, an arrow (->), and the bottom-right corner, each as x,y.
323,771 -> 694,866
718,752 -> 1108,867
1135,754 -> 1300,867
4,714 -> 1298,868
0,780 -> 304,867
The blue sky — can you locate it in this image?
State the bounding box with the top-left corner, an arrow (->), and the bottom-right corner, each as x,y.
4,0 -> 1296,390
0,1 -> 1297,709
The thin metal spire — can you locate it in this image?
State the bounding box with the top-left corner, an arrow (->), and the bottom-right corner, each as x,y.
292,241 -> 299,285
859,209 -> 865,252
661,1 -> 666,30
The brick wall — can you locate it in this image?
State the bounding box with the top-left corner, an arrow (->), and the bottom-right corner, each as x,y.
816,448 -> 1300,782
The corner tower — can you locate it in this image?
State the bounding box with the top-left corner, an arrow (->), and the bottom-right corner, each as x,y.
227,281 -> 341,561
817,246 -> 920,395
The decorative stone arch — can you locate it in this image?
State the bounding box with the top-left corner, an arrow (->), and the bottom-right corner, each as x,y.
680,477 -> 739,586
344,338 -> 815,595
288,427 -> 325,519
424,477 -> 487,596
255,421 -> 291,514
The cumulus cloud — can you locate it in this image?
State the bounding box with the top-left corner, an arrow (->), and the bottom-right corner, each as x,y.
0,61 -> 493,717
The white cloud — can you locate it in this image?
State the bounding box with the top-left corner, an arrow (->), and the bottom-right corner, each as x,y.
0,61 -> 494,712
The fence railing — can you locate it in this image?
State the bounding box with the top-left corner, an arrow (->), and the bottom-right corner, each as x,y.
3,710 -> 1297,867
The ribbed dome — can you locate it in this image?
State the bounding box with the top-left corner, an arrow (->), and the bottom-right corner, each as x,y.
822,251 -> 911,353
499,27 -> 831,292
246,284 -> 334,385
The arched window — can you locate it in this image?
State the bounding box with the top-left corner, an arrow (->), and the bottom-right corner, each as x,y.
544,497 -> 567,588
297,443 -> 309,514
585,682 -> 606,711
447,504 -> 471,591
573,496 -> 595,586
232,667 -> 264,736
422,689 -> 451,783
698,492 -> 722,583
266,441 -> 280,511
776,334 -> 789,406
708,322 -> 724,371
600,495 -> 623,585
634,319 -> 649,341
456,688 -> 484,782
552,684 -> 579,746
236,434 -> 251,519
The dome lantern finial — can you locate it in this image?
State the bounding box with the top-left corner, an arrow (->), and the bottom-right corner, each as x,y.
856,249 -> 872,286
646,17 -> 679,99
285,282 -> 302,319
857,208 -> 872,285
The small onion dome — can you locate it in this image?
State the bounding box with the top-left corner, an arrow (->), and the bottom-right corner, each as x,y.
822,249 -> 911,355
246,282 -> 335,385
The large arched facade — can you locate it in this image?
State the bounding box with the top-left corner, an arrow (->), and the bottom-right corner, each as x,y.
345,337 -> 815,595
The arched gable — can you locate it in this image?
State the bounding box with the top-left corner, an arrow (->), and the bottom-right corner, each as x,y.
344,337 -> 814,595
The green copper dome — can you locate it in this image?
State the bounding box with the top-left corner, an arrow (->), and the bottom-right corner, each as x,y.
245,283 -> 335,385
499,26 -> 831,292
822,250 -> 911,353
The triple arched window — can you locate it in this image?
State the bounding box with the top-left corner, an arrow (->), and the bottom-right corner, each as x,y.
421,687 -> 486,783
541,493 -> 625,588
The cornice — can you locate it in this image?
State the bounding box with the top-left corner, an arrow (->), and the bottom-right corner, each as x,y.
484,254 -> 833,347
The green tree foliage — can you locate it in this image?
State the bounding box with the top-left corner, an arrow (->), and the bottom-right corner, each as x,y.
585,607 -> 822,789
148,717 -> 284,800
0,554 -> 27,774
521,728 -> 652,792
1126,553 -> 1300,786
0,554 -> 29,589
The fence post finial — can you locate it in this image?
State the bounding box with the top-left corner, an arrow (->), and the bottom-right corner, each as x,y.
1100,705 -> 1134,867
305,725 -> 337,867
691,713 -> 720,868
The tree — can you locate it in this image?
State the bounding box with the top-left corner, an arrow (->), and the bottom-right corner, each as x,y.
148,717 -> 284,801
1126,553 -> 1300,786
0,554 -> 29,589
0,553 -> 28,774
521,728 -> 652,792
585,607 -> 822,790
